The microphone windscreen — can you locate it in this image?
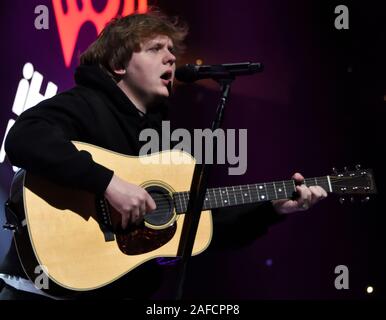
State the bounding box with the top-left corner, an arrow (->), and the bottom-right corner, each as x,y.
175,64 -> 198,83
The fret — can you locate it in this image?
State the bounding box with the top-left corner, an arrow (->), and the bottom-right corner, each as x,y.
273,182 -> 278,199
247,184 -> 252,202
232,186 -> 237,205
324,177 -> 330,191
239,185 -> 245,204
326,176 -> 332,192
254,184 -> 260,202
212,188 -> 218,208
225,187 -> 231,206
314,177 -> 318,186
283,181 -> 288,198
218,187 -> 224,205
263,183 -> 268,201
272,182 -> 279,199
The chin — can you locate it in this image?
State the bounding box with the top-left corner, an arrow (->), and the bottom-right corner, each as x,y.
159,89 -> 171,98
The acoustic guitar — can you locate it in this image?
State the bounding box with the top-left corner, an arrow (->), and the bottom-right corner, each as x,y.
5,141 -> 377,296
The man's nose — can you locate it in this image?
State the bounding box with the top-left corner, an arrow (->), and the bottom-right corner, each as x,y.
163,50 -> 176,65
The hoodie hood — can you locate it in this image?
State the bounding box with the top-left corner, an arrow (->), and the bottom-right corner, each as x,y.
74,64 -> 140,117
74,64 -> 168,129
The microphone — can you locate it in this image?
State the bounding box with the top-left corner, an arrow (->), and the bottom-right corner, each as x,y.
175,62 -> 263,83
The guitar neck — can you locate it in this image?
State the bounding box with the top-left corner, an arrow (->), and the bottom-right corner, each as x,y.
173,176 -> 332,213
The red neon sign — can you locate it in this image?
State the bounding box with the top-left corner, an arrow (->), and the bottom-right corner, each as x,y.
52,0 -> 148,67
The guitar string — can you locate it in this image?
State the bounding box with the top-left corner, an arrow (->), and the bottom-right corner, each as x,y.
137,185 -> 336,213
111,176 -> 367,213
146,176 -> 358,205
144,177 -> 356,211
147,177 -> 332,202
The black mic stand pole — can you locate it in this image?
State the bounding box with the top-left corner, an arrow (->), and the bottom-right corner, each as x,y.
175,76 -> 234,300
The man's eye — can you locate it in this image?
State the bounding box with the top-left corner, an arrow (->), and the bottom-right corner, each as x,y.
149,47 -> 160,52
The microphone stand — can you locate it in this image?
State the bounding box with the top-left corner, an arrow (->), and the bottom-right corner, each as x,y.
174,77 -> 234,300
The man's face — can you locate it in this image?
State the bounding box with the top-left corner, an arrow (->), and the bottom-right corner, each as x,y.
118,35 -> 176,108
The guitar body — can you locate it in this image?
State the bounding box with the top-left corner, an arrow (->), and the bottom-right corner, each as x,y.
12,142 -> 212,295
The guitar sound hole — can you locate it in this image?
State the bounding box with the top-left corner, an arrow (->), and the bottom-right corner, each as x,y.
144,186 -> 174,227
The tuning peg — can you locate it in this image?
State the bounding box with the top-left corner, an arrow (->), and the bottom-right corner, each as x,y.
355,164 -> 361,170
339,197 -> 346,204
361,196 -> 370,203
332,167 -> 338,174
343,166 -> 348,172
350,196 -> 355,203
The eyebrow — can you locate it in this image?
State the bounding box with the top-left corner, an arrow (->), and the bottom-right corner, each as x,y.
146,40 -> 174,49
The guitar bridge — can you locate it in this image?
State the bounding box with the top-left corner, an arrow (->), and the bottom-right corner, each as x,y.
95,197 -> 115,242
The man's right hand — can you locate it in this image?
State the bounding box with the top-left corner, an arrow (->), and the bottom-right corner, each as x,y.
104,174 -> 156,229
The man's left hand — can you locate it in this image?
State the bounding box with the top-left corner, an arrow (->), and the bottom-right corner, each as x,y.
272,172 -> 327,214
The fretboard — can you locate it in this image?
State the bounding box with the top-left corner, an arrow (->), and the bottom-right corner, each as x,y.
173,176 -> 331,213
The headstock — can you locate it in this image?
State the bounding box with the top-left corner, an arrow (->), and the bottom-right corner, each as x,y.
329,165 -> 377,202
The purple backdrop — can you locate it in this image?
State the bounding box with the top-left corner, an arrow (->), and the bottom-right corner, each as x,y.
0,0 -> 385,299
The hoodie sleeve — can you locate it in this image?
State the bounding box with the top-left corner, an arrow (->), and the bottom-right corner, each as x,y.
208,201 -> 286,251
5,91 -> 114,196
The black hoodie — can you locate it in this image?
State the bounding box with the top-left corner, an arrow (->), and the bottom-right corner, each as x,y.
2,65 -> 284,299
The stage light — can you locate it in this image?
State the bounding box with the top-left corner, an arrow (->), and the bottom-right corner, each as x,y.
196,59 -> 203,65
366,286 -> 374,294
265,259 -> 273,267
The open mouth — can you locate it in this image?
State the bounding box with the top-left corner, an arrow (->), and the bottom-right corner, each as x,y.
160,70 -> 173,82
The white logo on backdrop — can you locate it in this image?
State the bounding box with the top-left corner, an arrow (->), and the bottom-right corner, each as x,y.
0,62 -> 58,170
